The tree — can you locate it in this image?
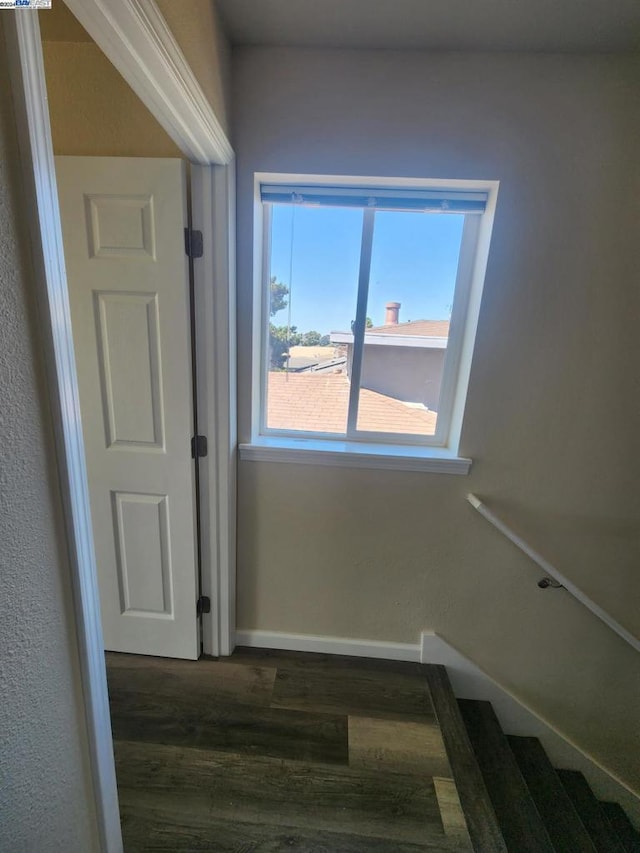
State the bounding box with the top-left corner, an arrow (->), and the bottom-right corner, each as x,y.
270,276 -> 289,317
270,324 -> 301,369
319,334 -> 330,346
351,317 -> 374,332
269,277 -> 293,368
267,278 -> 330,367
302,330 -> 322,347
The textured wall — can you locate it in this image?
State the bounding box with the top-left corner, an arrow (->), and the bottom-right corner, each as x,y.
40,0 -> 231,153
42,40 -> 181,157
38,1 -> 91,43
0,21 -> 99,853
233,48 -> 640,791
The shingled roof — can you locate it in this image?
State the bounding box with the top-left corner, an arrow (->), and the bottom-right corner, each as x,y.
367,319 -> 450,337
267,372 -> 437,436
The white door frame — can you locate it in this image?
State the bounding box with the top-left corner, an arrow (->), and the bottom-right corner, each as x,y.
5,5 -> 236,851
191,162 -> 237,659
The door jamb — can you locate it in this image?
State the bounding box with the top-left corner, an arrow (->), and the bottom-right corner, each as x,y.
5,6 -> 236,852
5,12 -> 122,852
191,163 -> 237,657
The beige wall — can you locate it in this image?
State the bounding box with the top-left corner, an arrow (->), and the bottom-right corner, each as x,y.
38,1 -> 91,43
233,48 -> 640,792
156,0 -> 232,139
42,40 -> 181,157
40,0 -> 231,156
0,20 -> 99,852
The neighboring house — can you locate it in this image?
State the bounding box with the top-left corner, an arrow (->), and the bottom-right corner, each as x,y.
267,371 -> 437,434
284,344 -> 347,374
270,304 -> 446,434
331,303 -> 450,412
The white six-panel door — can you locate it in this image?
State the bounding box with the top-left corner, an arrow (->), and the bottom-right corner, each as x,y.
56,156 -> 199,659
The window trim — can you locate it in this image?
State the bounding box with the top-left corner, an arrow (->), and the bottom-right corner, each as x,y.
239,437 -> 472,475
248,173 -> 499,473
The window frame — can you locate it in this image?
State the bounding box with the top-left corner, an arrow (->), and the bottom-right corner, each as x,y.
246,173 -> 500,474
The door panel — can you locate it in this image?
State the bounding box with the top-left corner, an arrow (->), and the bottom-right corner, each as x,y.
56,156 -> 199,659
113,491 -> 172,615
96,291 -> 164,449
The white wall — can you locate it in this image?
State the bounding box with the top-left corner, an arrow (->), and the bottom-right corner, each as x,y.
232,47 -> 640,793
0,20 -> 99,853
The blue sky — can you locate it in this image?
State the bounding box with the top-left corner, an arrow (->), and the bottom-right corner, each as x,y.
269,204 -> 465,334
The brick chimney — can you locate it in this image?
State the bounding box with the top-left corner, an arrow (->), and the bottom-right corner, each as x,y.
385,302 -> 400,325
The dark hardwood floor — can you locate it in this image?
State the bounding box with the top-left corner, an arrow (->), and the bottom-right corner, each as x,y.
107,649 -> 473,852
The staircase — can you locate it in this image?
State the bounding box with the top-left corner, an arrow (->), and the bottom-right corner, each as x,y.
107,650 -> 638,852
427,665 -> 640,853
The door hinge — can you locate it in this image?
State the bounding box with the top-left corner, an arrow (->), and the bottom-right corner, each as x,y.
184,227 -> 203,259
196,595 -> 211,616
191,434 -> 208,458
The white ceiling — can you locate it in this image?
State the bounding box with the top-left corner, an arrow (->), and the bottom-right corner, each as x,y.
215,0 -> 640,53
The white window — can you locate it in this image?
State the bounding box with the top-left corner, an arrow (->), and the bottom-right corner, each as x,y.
244,174 -> 499,474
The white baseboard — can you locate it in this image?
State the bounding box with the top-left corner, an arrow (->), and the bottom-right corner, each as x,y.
234,629 -> 421,662
421,631 -> 640,827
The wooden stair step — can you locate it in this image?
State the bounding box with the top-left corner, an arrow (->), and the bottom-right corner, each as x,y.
508,736 -> 597,853
424,665 -> 507,852
457,699 -> 555,853
600,802 -> 640,853
557,770 -> 626,853
114,739 -> 448,848
118,787 -> 451,852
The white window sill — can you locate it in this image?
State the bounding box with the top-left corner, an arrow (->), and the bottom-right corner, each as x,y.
239,437 -> 472,475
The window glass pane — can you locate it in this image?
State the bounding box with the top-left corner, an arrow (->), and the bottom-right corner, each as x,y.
266,205 -> 362,434
355,211 -> 465,436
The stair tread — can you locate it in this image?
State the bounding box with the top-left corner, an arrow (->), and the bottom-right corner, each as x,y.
600,802 -> 640,853
458,699 -> 555,853
557,770 -> 627,853
424,665 -> 507,852
508,736 -> 597,853
113,739 -> 447,847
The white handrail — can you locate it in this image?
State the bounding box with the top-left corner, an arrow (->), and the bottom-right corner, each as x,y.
467,494 -> 640,654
